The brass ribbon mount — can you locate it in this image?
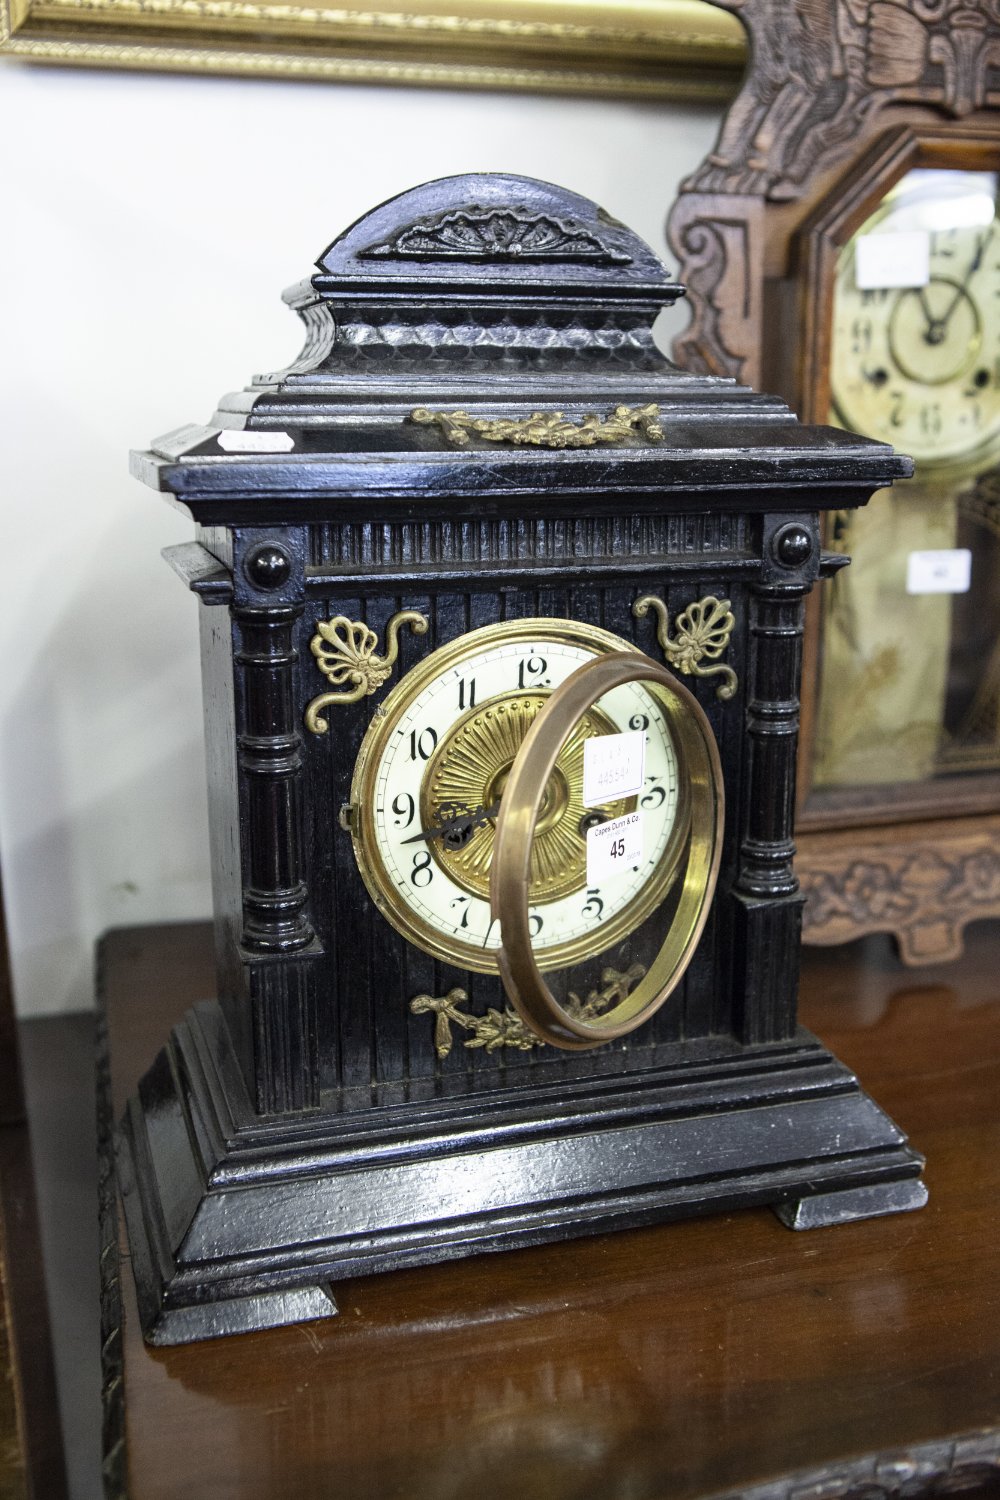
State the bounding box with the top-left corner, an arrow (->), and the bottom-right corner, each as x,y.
411,964 -> 646,1059
409,403 -> 663,450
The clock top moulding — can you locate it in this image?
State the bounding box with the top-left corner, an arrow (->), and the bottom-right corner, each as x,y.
135,172 -> 908,524
667,0 -> 1000,964
121,172 -> 923,1346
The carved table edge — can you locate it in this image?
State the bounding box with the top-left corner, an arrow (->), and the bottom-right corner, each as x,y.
703,1426 -> 1000,1500
96,934 -> 128,1500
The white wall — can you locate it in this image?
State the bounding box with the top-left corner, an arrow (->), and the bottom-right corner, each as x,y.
0,62 -> 722,1015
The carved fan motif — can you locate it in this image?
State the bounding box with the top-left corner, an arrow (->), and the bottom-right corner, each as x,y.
362,206 -> 631,264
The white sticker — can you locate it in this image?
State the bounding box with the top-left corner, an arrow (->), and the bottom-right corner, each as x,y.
587,811 -> 643,887
217,429 -> 295,453
583,729 -> 645,808
855,230 -> 930,290
906,548 -> 972,595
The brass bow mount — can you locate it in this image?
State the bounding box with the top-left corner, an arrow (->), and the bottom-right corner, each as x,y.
411,963 -> 646,1058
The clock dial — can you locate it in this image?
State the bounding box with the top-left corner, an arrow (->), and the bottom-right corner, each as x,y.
815,168 -> 1000,797
831,172 -> 1000,468
350,619 -> 689,973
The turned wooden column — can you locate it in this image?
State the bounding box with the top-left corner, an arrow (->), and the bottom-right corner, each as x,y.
230,527 -> 320,1112
731,516 -> 817,1043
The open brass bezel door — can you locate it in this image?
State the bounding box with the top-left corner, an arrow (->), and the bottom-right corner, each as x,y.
490,652 -> 725,1050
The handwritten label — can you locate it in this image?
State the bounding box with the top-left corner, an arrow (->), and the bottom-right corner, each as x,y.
583,730 -> 645,808
855,231 -> 929,290
217,429 -> 295,453
906,548 -> 972,595
587,811 -> 643,887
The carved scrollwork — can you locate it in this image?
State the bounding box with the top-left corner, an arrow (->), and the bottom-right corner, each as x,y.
409,403 -> 663,450
410,963 -> 645,1058
799,835 -> 1000,965
681,0 -> 1000,205
669,0 -> 1000,382
633,594 -> 738,701
361,206 -> 631,265
304,609 -> 428,733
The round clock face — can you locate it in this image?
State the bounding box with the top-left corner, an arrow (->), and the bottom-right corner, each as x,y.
831,170 -> 1000,468
349,619 -> 692,973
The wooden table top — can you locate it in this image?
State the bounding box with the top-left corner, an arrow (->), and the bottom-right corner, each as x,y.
100,921 -> 1000,1500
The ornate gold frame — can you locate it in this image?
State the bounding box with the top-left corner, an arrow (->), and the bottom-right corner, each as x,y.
0,0 -> 743,98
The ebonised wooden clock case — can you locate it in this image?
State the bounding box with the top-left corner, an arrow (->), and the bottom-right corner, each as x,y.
120,173 -> 926,1345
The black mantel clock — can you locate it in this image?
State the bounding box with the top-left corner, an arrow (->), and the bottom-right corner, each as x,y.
121,173 -> 926,1345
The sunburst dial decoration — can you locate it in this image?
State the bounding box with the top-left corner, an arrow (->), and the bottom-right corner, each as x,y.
421,692 -> 633,903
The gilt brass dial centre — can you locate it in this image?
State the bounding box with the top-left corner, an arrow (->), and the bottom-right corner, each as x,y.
421,691 -> 630,903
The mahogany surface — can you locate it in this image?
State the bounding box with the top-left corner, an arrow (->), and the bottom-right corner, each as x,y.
101,920 -> 1000,1500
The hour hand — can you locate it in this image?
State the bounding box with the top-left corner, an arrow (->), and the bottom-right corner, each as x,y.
400,800 -> 501,848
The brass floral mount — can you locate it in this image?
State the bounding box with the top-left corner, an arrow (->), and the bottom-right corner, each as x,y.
632,594 -> 737,701
409,403 -> 663,450
411,962 -> 646,1058
304,609 -> 429,733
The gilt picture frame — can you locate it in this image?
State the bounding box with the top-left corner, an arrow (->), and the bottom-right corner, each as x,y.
0,0 -> 743,100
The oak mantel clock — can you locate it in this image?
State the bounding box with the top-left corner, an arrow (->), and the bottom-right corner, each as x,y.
121,173 -> 924,1345
668,0 -> 1000,965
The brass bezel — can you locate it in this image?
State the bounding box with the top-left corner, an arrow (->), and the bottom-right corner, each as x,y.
348,617 -> 693,974
490,651 -> 724,1049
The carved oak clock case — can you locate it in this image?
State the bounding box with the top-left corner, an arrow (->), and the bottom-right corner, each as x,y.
121,174 -> 924,1345
668,0 -> 1000,965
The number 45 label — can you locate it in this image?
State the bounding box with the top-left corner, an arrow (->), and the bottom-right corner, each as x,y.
587,810 -> 643,886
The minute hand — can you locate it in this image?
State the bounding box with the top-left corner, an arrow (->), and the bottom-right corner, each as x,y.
935,223 -> 994,336
399,801 -> 501,847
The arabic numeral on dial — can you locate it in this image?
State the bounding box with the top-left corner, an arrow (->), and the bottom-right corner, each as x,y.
410,850 -> 434,887
851,316 -> 873,356
518,655 -> 548,689
920,402 -> 942,438
391,793 -> 415,829
409,727 -> 438,761
528,911 -> 544,937
889,391 -> 905,428
963,391 -> 983,426
640,776 -> 666,809
457,677 -> 477,711
582,888 -> 604,919
629,713 -> 650,734
450,895 -> 472,929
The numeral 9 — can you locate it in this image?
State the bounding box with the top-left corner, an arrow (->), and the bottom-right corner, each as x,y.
392,793 -> 415,828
